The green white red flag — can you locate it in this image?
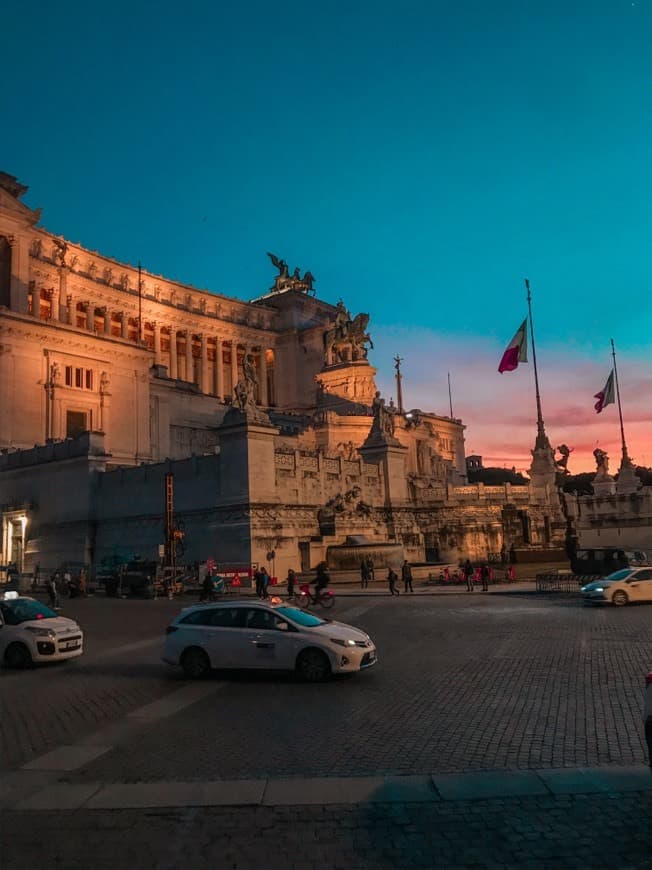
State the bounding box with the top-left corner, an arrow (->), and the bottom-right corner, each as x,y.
594,370 -> 615,413
498,319 -> 528,373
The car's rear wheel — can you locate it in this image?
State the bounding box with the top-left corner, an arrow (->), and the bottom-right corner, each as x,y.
180,647 -> 211,679
296,648 -> 331,683
5,642 -> 33,670
612,590 -> 629,607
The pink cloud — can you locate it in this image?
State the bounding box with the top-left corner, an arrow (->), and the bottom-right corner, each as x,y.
372,326 -> 652,473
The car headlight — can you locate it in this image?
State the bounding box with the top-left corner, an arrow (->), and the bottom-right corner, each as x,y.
594,587 -> 604,593
25,627 -> 56,638
330,638 -> 357,647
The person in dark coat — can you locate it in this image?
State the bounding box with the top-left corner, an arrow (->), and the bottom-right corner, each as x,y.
286,568 -> 296,598
388,567 -> 400,596
254,568 -> 263,598
463,559 -> 474,592
260,567 -> 270,599
366,557 -> 375,583
360,560 -> 369,590
401,560 -> 413,593
480,563 -> 490,592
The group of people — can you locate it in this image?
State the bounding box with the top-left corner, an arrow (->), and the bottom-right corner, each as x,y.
45,568 -> 87,608
462,559 -> 491,592
387,560 -> 414,596
359,557 -> 376,589
254,566 -> 271,598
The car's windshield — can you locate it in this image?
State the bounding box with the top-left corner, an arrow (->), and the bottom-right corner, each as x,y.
604,569 -> 632,581
274,606 -> 325,627
0,598 -> 58,625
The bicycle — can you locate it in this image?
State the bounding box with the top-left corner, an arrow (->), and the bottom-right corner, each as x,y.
297,583 -> 335,609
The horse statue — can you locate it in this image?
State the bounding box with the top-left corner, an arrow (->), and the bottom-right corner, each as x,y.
323,312 -> 373,364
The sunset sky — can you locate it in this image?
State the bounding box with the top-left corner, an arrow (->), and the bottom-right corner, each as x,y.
3,0 -> 650,473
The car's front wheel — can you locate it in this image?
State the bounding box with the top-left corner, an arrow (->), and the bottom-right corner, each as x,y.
180,647 -> 211,679
296,648 -> 331,682
5,642 -> 33,669
612,590 -> 629,607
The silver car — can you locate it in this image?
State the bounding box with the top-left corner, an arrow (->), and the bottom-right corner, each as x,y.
581,567 -> 652,607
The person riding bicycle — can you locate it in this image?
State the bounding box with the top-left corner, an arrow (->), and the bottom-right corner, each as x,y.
312,562 -> 330,601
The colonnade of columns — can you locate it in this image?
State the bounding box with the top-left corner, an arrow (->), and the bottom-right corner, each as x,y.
34,284 -> 273,405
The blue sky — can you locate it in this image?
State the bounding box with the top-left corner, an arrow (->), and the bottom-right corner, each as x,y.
2,0 -> 650,470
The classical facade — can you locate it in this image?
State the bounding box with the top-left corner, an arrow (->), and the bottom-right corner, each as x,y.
0,172 -> 567,579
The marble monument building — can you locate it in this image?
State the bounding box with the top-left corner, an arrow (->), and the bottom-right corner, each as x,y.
0,172 -> 566,578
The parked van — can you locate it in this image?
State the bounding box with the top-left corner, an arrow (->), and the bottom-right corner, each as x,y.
571,547 -> 648,576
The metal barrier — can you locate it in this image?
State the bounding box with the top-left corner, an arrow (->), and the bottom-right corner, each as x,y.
535,573 -> 600,593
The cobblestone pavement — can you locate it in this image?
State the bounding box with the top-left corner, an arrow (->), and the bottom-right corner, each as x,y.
3,792 -> 652,869
56,594 -> 651,783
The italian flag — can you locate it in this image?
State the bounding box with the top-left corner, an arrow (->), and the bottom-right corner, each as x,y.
594,370 -> 615,413
498,319 -> 528,373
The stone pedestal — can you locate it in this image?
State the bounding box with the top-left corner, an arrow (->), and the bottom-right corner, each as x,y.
592,472 -> 616,496
616,457 -> 641,495
218,408 -> 279,504
528,428 -> 558,506
358,440 -> 409,506
315,360 -> 377,412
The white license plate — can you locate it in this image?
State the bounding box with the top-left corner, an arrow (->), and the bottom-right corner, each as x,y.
61,641 -> 80,651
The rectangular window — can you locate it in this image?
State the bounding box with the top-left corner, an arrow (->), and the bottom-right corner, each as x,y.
75,368 -> 83,388
65,366 -> 73,387
85,369 -> 93,390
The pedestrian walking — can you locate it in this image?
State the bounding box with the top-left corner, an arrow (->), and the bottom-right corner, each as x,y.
260,567 -> 270,599
254,567 -> 263,598
360,560 -> 369,589
48,572 -> 60,609
286,568 -> 296,598
401,559 -> 413,593
463,559 -> 474,592
79,569 -> 88,597
480,563 -> 490,592
388,567 -> 400,596
366,557 -> 375,583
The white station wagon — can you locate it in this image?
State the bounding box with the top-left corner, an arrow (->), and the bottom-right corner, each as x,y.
581,567 -> 652,607
0,593 -> 84,668
163,600 -> 377,682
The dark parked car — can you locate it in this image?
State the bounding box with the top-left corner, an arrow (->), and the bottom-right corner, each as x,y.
570,548 -> 646,577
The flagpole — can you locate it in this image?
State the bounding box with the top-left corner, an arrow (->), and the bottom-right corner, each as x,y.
448,371 -> 454,418
525,279 -> 548,448
138,261 -> 143,343
610,338 -> 629,463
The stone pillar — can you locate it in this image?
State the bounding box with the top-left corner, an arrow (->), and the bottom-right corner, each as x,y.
50,286 -> 60,322
215,337 -> 223,399
121,312 -> 129,339
230,341 -> 239,397
67,294 -> 74,325
102,308 -> 111,334
185,332 -> 193,383
259,347 -> 268,406
200,334 -> 209,394
9,235 -> 30,315
86,304 -> 94,331
153,323 -> 161,364
169,330 -> 178,379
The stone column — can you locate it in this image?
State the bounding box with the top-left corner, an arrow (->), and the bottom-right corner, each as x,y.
230,341 -> 239,397
9,235 -> 30,315
50,286 -> 60,322
185,331 -> 193,383
86,303 -> 94,331
121,312 -> 129,339
259,347 -> 268,406
200,334 -> 209,394
215,337 -> 223,399
153,323 -> 161,364
66,294 -> 74,325
169,330 -> 178,379
103,308 -> 111,334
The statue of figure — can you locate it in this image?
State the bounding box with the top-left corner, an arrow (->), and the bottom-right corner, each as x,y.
292,267 -> 301,280
233,353 -> 258,412
100,371 -> 110,394
555,444 -> 573,474
49,362 -> 60,386
323,307 -> 373,364
370,391 -> 395,441
52,238 -> 67,268
267,252 -> 289,280
303,271 -> 315,293
334,300 -> 350,340
593,448 -> 609,475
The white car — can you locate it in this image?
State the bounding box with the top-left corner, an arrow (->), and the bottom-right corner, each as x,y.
581,567 -> 652,607
162,600 -> 377,682
645,671 -> 652,769
0,593 -> 84,668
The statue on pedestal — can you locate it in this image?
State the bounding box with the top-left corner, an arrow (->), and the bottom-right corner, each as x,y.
267,253 -> 316,294
231,353 -> 269,424
323,303 -> 374,364
593,448 -> 609,476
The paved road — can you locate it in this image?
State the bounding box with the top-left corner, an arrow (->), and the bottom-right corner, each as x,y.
2,592 -> 650,868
